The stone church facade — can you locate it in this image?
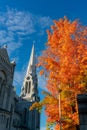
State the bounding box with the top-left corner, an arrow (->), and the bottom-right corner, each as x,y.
0,45 -> 40,130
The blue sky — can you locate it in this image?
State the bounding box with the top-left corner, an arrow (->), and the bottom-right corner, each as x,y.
0,0 -> 87,130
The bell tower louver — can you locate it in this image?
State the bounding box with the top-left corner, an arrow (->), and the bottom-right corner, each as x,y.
20,45 -> 39,102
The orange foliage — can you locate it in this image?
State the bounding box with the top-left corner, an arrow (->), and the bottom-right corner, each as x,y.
30,17 -> 87,130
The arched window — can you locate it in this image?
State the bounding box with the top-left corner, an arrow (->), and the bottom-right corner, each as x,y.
0,71 -> 6,97
0,77 -> 2,82
0,77 -> 2,92
25,82 -> 28,93
28,81 -> 31,93
6,118 -> 9,128
24,108 -> 27,123
0,71 -> 6,86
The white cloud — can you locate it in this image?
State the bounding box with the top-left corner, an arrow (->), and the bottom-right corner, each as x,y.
6,9 -> 35,35
0,8 -> 35,54
0,8 -> 52,55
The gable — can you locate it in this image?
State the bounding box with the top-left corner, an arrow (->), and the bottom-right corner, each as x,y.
0,48 -> 10,63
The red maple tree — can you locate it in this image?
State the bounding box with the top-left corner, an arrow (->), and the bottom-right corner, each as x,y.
30,17 -> 87,130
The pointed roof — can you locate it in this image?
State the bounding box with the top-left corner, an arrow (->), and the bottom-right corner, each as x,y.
26,45 -> 36,76
0,48 -> 10,62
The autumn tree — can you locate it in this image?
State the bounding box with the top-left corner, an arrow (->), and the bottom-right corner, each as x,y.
30,17 -> 87,130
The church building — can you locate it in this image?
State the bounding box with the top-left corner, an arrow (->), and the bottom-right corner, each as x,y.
0,45 -> 40,130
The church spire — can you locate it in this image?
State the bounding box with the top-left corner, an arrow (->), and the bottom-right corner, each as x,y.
26,44 -> 36,76
20,45 -> 39,102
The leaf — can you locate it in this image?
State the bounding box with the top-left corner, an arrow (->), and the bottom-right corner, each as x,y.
31,17 -> 87,130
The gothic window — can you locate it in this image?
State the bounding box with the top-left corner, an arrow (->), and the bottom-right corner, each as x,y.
31,110 -> 35,129
0,78 -> 2,93
0,77 -> 2,83
24,108 -> 27,123
5,89 -> 10,109
6,118 -> 9,128
28,81 -> 31,93
0,71 -> 6,97
1,115 -> 4,123
12,119 -> 15,126
25,82 -> 28,93
10,104 -> 13,113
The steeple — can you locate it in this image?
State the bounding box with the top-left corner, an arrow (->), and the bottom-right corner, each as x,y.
26,44 -> 36,76
20,45 -> 39,102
